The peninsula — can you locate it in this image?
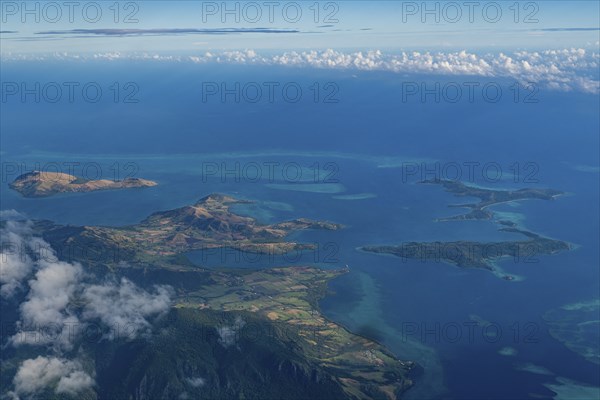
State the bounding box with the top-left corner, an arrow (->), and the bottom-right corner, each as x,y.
13,195 -> 413,399
34,194 -> 343,265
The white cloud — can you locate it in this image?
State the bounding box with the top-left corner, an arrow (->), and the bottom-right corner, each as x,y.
217,316 -> 246,348
11,356 -> 93,398
0,220 -> 46,299
82,277 -> 173,340
20,259 -> 82,326
13,255 -> 83,350
56,369 -> 95,395
1,223 -> 34,299
186,376 -> 206,388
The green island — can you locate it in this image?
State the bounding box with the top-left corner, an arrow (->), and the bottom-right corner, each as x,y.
16,194 -> 413,400
420,179 -> 563,221
9,171 -> 158,198
361,180 -> 571,280
361,228 -> 571,279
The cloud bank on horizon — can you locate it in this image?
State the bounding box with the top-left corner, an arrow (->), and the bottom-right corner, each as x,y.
1,2 -> 598,94
3,47 -> 598,94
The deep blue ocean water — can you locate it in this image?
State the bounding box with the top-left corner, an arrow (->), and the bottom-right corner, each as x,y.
1,61 -> 598,399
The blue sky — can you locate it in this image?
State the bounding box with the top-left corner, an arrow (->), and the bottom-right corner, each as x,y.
1,1 -> 599,54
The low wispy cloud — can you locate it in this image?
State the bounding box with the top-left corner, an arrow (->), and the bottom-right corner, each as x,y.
35,28 -> 299,37
0,210 -> 25,220
2,219 -> 174,398
532,27 -> 600,32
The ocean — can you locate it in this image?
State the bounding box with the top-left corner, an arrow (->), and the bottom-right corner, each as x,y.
1,61 -> 598,399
